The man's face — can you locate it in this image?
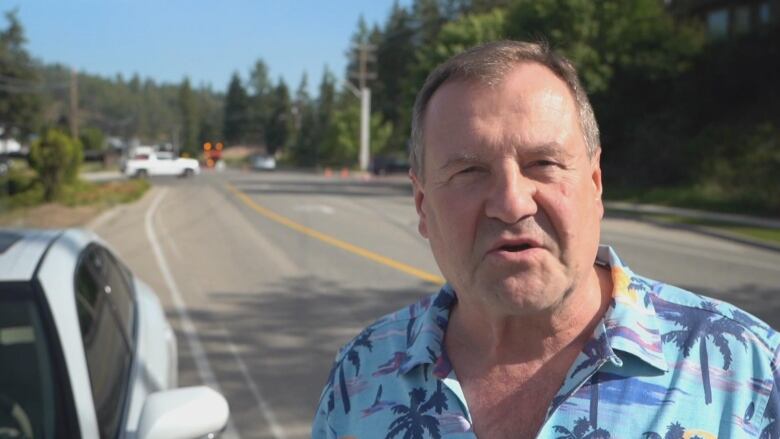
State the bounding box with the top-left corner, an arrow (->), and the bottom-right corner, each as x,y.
411,62 -> 604,316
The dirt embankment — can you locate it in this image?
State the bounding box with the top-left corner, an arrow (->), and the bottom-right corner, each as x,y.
0,203 -> 103,228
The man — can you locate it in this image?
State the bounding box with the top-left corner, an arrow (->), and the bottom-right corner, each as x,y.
313,41 -> 779,438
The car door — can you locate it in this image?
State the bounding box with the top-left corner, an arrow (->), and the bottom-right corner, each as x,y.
74,245 -> 136,438
153,154 -> 178,175
0,281 -> 78,438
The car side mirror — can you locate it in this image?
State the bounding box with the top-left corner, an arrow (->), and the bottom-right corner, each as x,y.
137,386 -> 229,439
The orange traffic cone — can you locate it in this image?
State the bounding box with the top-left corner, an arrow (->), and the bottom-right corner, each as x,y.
340,167 -> 350,178
324,167 -> 333,178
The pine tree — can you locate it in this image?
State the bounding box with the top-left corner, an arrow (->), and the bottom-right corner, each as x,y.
223,72 -> 249,145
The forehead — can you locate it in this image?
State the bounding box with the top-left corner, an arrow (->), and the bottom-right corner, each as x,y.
422,63 -> 581,164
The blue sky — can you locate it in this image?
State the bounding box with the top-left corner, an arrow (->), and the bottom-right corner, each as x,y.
12,0 -> 409,93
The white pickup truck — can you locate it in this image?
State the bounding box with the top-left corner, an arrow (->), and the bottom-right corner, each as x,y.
121,147 -> 200,178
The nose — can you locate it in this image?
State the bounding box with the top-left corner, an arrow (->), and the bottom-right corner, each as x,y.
484,163 -> 537,224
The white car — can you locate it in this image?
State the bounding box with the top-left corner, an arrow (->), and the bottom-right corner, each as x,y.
121,148 -> 200,178
0,229 -> 228,438
250,155 -> 276,171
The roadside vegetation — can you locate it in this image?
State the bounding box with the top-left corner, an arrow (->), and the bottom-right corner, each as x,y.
0,3 -> 777,226
0,164 -> 150,227
605,183 -> 779,219
0,129 -> 149,227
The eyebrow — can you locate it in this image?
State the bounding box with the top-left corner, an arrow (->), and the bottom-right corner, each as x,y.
437,153 -> 481,172
436,142 -> 570,172
523,142 -> 570,159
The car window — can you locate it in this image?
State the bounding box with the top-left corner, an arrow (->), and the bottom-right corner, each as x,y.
75,258 -> 99,335
74,247 -> 132,439
100,248 -> 135,340
0,287 -> 62,439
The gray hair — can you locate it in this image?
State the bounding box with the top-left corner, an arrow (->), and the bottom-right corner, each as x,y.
410,40 -> 600,180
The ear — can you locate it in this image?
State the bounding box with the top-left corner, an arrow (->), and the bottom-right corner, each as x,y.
410,170 -> 429,238
590,148 -> 604,219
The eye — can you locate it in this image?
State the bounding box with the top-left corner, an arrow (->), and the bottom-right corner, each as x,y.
530,160 -> 557,168
458,166 -> 480,174
447,165 -> 485,183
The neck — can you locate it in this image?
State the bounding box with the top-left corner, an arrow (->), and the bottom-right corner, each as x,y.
446,265 -> 612,367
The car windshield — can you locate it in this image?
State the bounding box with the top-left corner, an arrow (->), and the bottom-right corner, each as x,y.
0,284 -> 61,439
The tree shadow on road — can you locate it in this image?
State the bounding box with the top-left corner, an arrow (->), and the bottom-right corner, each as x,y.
167,275 -> 437,437
165,275 -> 780,438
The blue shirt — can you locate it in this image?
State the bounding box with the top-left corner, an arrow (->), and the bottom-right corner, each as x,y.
313,246 -> 780,438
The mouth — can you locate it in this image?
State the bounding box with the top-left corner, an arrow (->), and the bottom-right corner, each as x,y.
498,243 -> 534,252
489,238 -> 542,255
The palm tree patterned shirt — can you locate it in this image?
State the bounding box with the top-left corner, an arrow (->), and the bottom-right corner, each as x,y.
312,246 -> 780,438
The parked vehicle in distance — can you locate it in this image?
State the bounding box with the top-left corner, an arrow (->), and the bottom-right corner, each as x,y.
250,154 -> 276,171
0,229 -> 229,438
370,155 -> 410,175
120,146 -> 200,178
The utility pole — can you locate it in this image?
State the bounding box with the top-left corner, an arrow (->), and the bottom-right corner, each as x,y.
348,42 -> 376,172
69,68 -> 79,139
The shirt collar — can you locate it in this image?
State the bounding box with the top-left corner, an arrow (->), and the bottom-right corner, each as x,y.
398,285 -> 456,378
399,245 -> 670,377
597,245 -> 669,373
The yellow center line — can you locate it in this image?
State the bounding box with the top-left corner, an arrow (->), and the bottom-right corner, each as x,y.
227,183 -> 445,285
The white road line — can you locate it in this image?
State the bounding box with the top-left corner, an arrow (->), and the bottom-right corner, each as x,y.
144,188 -> 242,439
153,201 -> 183,261
223,327 -> 288,439
293,204 -> 335,215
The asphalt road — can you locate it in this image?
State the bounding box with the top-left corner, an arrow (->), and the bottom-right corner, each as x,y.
91,169 -> 780,439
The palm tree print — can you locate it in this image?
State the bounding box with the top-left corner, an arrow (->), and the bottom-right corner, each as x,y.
571,334 -> 609,378
433,289 -> 454,310
553,417 -> 610,438
385,381 -> 448,439
761,386 -> 779,439
762,416 -> 778,439
643,421 -> 708,439
329,327 -> 374,414
348,329 -> 374,375
570,334 -> 608,430
627,275 -> 657,306
643,421 -> 685,439
654,299 -> 747,404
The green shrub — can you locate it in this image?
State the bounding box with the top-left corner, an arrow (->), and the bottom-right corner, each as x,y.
697,123 -> 780,213
79,127 -> 106,152
28,129 -> 83,201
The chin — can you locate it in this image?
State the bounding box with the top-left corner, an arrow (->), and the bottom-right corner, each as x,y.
483,275 -> 568,315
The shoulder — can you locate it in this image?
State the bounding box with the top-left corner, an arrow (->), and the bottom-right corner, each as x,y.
323,289 -> 449,388
313,290 -> 453,436
640,273 -> 780,357
334,293 -> 435,362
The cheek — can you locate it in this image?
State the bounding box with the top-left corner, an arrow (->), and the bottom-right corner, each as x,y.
535,183 -> 588,246
427,189 -> 481,245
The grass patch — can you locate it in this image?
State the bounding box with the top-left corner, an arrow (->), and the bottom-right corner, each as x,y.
721,226 -> 780,244
0,176 -> 150,227
58,179 -> 150,207
80,161 -> 119,173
